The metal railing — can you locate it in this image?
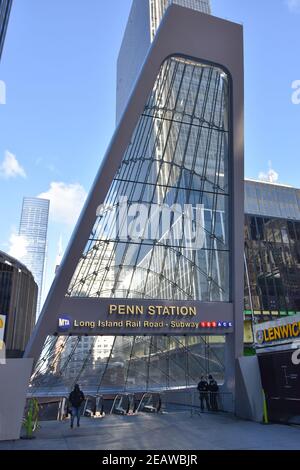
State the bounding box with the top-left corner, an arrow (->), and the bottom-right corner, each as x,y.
57,396 -> 69,421
110,394 -> 131,415
190,389 -> 234,416
160,388 -> 234,416
136,393 -> 162,414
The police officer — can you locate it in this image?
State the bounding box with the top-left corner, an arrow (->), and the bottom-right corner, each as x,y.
197,376 -> 210,412
208,375 -> 219,411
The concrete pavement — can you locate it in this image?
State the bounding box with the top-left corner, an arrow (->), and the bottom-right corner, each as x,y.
0,412 -> 299,450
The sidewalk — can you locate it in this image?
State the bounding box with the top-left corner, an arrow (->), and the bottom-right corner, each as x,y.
0,412 -> 299,450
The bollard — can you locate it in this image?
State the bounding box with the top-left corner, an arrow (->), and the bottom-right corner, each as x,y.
262,389 -> 269,425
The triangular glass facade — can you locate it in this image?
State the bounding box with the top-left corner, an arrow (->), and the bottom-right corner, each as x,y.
67,56 -> 230,303
29,55 -> 231,396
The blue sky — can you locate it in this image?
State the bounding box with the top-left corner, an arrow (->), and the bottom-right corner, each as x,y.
0,0 -> 299,301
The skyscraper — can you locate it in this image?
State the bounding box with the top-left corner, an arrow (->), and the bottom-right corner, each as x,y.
116,0 -> 211,122
114,0 -> 228,303
244,179 -> 300,317
19,197 -> 49,319
0,0 -> 13,60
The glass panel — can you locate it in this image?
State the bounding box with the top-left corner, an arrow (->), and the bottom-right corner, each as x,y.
244,215 -> 300,315
68,56 -> 231,302
29,335 -> 225,395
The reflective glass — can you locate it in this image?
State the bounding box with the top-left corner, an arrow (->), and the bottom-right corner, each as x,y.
29,335 -> 225,395
244,215 -> 300,315
68,56 -> 231,302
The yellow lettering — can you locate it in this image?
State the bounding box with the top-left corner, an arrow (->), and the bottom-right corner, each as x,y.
148,306 -> 156,315
163,306 -> 170,315
268,328 -> 275,341
109,305 -> 117,314
273,327 -> 281,340
180,307 -> 187,316
264,329 -> 269,342
280,325 -> 289,338
292,323 -> 298,337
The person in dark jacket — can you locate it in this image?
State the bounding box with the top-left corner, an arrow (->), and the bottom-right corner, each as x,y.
208,375 -> 219,411
197,376 -> 210,412
69,384 -> 85,428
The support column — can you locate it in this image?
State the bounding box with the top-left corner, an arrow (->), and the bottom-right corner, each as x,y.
0,359 -> 33,441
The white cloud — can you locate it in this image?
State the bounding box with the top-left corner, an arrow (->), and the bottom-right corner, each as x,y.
38,182 -> 87,226
8,233 -> 28,261
0,151 -> 26,179
286,0 -> 300,13
258,161 -> 279,184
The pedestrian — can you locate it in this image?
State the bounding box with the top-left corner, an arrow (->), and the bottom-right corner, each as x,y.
69,384 -> 85,428
197,376 -> 210,412
208,375 -> 219,411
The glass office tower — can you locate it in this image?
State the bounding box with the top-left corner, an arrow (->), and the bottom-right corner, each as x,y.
116,0 -> 211,123
19,197 -> 49,319
244,179 -> 300,319
0,0 -> 13,59
149,0 -> 211,38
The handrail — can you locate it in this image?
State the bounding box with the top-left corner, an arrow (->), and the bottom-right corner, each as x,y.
110,393 -> 130,415
137,392 -> 162,413
95,394 -> 104,416
57,396 -> 69,421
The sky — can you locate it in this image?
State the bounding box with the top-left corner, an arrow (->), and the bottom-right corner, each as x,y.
0,0 -> 299,303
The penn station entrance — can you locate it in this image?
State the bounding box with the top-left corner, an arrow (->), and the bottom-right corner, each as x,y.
26,300 -> 237,418
28,302 -> 234,418
0,6 -> 244,440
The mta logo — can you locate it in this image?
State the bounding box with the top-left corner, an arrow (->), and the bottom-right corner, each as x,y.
58,315 -> 72,331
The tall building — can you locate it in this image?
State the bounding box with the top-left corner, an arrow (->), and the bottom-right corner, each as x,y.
0,0 -> 12,60
0,250 -> 37,357
244,179 -> 300,328
116,0 -> 211,123
19,197 -> 50,319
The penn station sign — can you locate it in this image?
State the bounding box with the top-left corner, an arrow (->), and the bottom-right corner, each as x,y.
109,304 -> 197,316
56,299 -> 234,336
